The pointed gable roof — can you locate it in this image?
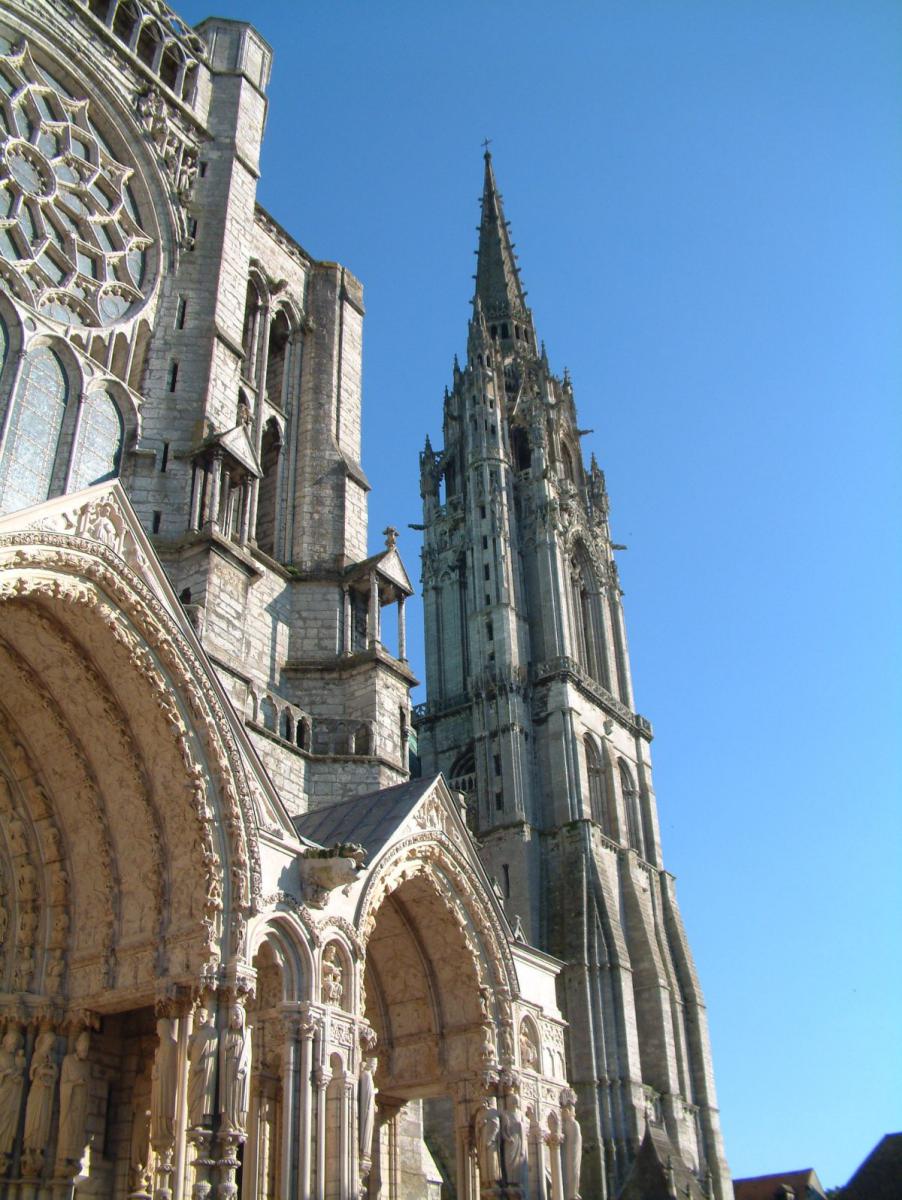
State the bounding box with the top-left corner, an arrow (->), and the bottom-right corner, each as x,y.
474,149 -> 528,322
618,1125 -> 708,1200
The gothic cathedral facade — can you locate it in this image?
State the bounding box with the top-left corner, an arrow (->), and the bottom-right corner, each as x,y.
415,152 -> 732,1199
0,1 -> 731,1198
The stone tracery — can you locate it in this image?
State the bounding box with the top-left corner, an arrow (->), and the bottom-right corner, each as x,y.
0,41 -> 154,327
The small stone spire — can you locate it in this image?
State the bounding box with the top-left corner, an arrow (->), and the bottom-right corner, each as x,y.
474,147 -> 528,323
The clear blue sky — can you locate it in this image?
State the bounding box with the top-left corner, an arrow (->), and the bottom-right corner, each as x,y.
181,1 -> 901,1186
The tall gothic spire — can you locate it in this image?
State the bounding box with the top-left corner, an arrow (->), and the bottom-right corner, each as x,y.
474,149 -> 528,323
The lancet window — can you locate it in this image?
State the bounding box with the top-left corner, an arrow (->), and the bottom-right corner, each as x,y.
584,735 -> 612,834
619,760 -> 647,859
237,282 -> 301,561
568,544 -> 610,689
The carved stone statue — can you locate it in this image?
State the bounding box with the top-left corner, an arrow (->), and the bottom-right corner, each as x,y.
322,946 -> 343,1005
23,1031 -> 58,1165
0,1028 -> 26,1159
57,1031 -> 91,1165
358,1056 -> 376,1162
474,1099 -> 501,1187
501,1091 -> 526,1188
187,1007 -> 217,1128
219,1005 -> 250,1133
150,1017 -> 178,1145
560,1089 -> 583,1200
519,1025 -> 538,1071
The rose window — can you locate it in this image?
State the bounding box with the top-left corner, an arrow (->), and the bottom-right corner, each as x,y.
0,41 -> 154,327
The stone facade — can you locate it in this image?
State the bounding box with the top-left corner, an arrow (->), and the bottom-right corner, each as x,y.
0,3 -> 584,1198
414,152 -> 733,1199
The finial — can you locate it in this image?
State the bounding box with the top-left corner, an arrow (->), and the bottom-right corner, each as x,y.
383,526 -> 399,550
481,136 -> 492,157
424,433 -> 433,453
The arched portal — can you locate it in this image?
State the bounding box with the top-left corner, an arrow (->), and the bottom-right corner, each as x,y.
0,483 -> 266,1198
363,868 -> 492,1199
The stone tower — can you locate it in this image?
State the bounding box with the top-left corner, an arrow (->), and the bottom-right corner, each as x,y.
415,151 -> 733,1199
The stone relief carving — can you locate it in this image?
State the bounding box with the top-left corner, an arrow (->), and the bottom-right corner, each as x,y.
519,1021 -> 539,1071
135,84 -> 201,247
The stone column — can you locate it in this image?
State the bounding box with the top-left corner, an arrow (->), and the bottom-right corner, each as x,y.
455,1092 -> 478,1200
340,1068 -> 354,1200
187,1131 -> 215,1200
313,1066 -> 330,1200
278,1015 -> 298,1200
545,1126 -> 564,1200
239,480 -> 252,546
342,586 -> 352,656
297,1020 -> 316,1199
219,466 -> 232,535
206,452 -> 223,533
397,595 -> 407,661
190,464 -> 204,530
368,571 -> 380,650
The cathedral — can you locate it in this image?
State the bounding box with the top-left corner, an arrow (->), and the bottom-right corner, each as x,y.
0,2 -> 731,1199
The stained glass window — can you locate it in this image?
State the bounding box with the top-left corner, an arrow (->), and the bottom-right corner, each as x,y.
70,389 -> 123,490
0,346 -> 67,514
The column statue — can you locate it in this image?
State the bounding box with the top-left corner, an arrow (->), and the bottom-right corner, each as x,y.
22,1030 -> 58,1173
219,1004 -> 250,1133
501,1090 -> 526,1188
560,1089 -> 582,1200
474,1099 -> 501,1188
187,1007 -> 217,1129
358,1057 -> 376,1161
150,1017 -> 178,1145
0,1028 -> 26,1162
57,1030 -> 92,1166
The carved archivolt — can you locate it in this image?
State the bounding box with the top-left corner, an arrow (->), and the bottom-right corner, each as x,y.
356,829 -> 517,1002
0,512 -> 264,1003
0,511 -> 261,904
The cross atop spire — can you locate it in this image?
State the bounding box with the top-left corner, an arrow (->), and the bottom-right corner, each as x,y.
474,148 -> 528,323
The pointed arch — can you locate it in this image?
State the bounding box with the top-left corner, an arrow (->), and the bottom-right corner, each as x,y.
255,417 -> 282,557
69,388 -> 125,491
619,759 -> 647,859
0,344 -> 69,514
568,540 -> 611,689
584,734 -> 614,835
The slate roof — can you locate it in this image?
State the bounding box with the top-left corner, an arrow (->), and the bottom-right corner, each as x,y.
733,1170 -> 825,1200
291,776 -> 439,862
837,1133 -> 902,1200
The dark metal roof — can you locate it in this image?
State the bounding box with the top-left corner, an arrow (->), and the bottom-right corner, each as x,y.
291,776 -> 439,862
